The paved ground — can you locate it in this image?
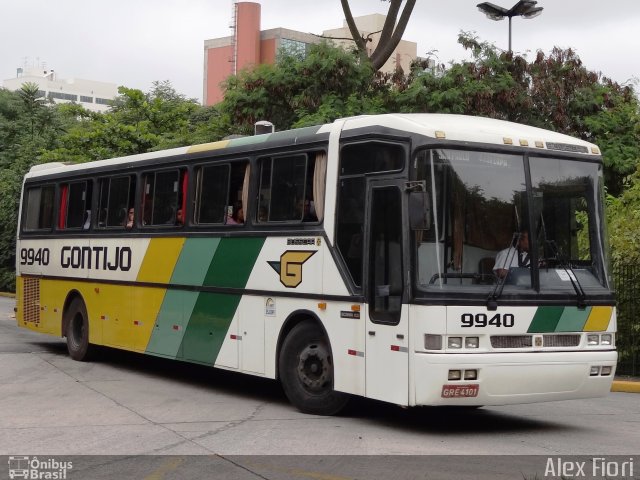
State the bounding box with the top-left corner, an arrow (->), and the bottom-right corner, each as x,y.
1,295 -> 638,478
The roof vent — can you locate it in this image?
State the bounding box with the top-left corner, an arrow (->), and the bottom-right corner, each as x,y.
254,120 -> 274,135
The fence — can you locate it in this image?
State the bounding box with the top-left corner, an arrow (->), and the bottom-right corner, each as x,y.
613,264 -> 640,376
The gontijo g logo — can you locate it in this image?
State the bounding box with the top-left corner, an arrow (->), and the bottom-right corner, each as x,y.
268,250 -> 316,288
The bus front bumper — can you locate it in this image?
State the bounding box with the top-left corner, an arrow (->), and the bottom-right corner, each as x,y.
413,350 -> 617,406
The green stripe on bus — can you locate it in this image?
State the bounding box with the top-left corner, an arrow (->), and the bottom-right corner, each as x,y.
172,237 -> 221,285
227,135 -> 272,148
203,237 -> 265,288
555,306 -> 592,332
145,238 -> 221,357
181,292 -> 242,365
180,237 -> 265,365
528,306 -> 564,333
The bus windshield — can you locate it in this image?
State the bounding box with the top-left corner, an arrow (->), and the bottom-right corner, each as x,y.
413,149 -> 609,296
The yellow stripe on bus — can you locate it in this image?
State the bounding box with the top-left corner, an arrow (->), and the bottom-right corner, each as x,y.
186,140 -> 230,154
137,238 -> 185,283
583,306 -> 613,331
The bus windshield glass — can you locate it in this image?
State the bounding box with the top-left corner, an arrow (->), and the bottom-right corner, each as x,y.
413,149 -> 609,295
530,156 -> 609,292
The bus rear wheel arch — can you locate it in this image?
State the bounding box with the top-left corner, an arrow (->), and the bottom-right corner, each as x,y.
278,318 -> 349,415
63,296 -> 95,361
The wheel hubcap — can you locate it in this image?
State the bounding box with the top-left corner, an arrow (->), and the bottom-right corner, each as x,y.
297,344 -> 331,391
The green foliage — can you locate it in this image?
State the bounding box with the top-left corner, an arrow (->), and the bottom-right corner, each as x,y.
606,166 -> 640,265
0,86 -> 70,291
1,37 -> 639,291
0,81 -> 226,291
219,42 -> 378,132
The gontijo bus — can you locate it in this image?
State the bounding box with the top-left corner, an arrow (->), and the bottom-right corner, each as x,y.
16,114 -> 617,415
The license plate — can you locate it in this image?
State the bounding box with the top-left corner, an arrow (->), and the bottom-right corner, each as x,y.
441,384 -> 479,398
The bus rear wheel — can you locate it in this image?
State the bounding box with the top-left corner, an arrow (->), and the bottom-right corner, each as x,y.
279,320 -> 349,415
64,297 -> 94,361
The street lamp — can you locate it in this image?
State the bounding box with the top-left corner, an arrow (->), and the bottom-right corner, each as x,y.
477,1 -> 543,53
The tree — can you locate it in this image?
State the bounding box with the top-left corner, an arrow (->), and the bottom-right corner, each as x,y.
395,33 -> 640,195
0,87 -> 72,290
220,42 -> 380,132
340,0 -> 416,71
41,82 -> 211,163
606,166 -> 640,265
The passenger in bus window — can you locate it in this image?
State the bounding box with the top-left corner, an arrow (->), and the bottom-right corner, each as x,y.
125,208 -> 134,228
258,207 -> 268,222
176,208 -> 184,226
493,230 -> 529,278
226,203 -> 244,225
300,198 -> 316,222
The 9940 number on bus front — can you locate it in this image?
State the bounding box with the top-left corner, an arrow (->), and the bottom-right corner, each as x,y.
461,313 -> 514,328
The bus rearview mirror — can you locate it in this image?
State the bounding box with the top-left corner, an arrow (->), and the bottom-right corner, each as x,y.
409,191 -> 431,231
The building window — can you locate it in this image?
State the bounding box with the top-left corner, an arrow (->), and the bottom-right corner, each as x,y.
279,38 -> 309,58
48,92 -> 78,101
80,96 -> 94,103
95,98 -> 112,105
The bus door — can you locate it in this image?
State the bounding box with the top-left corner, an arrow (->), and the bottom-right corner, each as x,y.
364,178 -> 409,404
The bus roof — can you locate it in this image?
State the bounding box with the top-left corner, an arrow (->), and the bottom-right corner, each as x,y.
25,113 -> 599,179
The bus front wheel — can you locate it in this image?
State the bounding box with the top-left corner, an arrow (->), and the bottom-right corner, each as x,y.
279,320 -> 349,415
64,297 -> 94,361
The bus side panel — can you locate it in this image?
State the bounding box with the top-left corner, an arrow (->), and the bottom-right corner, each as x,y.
243,235 -> 361,392
323,300 -> 366,397
15,275 -> 60,335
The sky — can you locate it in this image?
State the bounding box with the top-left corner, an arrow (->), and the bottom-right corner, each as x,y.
1,0 -> 639,103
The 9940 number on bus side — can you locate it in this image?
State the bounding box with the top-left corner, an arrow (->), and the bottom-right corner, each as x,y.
19,247 -> 50,266
461,313 -> 514,328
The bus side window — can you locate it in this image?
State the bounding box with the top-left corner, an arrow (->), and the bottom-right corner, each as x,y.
195,164 -> 230,225
335,142 -> 406,288
61,181 -> 91,230
141,169 -> 181,226
257,152 -> 322,224
97,175 -> 134,229
23,185 -> 55,231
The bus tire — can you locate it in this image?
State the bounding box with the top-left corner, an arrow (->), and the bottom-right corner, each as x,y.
64,297 -> 94,361
279,320 -> 349,415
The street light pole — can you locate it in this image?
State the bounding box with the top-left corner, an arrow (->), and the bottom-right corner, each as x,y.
476,1 -> 543,53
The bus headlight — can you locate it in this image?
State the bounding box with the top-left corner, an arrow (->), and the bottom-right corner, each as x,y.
448,370 -> 462,381
600,334 -> 613,346
464,369 -> 478,380
465,337 -> 479,349
587,334 -> 599,346
448,337 -> 463,349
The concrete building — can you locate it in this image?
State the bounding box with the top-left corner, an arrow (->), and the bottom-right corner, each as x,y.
3,65 -> 119,113
203,2 -> 418,106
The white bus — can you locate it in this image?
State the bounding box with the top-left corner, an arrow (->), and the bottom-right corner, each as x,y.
16,114 -> 616,414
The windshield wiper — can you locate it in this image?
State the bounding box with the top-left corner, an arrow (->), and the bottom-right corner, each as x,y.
545,240 -> 587,309
487,232 -> 520,311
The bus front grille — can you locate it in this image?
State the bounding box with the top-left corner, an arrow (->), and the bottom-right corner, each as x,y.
491,335 -> 532,348
543,334 -> 581,347
22,277 -> 41,324
491,334 -> 581,349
